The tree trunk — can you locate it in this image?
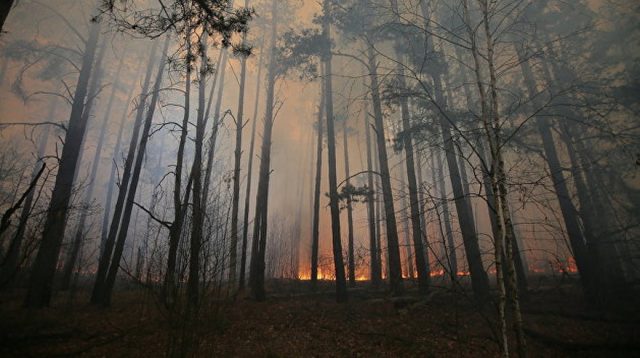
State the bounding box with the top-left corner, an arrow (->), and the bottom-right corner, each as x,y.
25,22 -> 101,308
164,35 -> 194,305
187,34 -> 209,309
363,100 -> 381,286
433,150 -> 457,279
0,119 -> 50,287
342,119 -> 356,286
92,39 -> 159,304
229,21 -> 249,286
61,43 -> 123,291
388,0 -> 430,293
100,61 -> 141,258
455,43 -> 529,294
434,75 -> 489,299
239,40 -> 264,289
517,49 -> 598,301
321,0 -> 348,302
249,0 -> 278,301
101,37 -> 170,306
310,84 -> 324,290
366,43 -> 403,295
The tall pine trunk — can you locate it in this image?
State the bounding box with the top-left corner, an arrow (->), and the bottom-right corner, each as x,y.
388,0 -> 430,292
363,100 -> 381,286
100,61 -> 141,258
92,39 -> 159,304
229,6 -> 250,285
249,0 -> 278,301
100,37 -> 170,306
164,34 -> 193,304
25,22 -> 101,308
187,34 -> 209,308
321,0 -> 347,302
310,85 -> 324,290
366,43 -> 403,295
342,119 -> 356,286
239,40 -> 264,289
517,49 -> 598,302
61,44 -> 124,290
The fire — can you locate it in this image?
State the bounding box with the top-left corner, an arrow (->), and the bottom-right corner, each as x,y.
297,268 -> 335,281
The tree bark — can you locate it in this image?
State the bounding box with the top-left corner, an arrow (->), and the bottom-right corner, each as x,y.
517,49 -> 598,302
100,37 -> 170,306
388,0 -> 430,293
164,34 -> 193,305
366,43 -> 403,296
342,118 -> 356,286
100,61 -> 141,259
310,84 -> 324,290
25,22 -> 101,308
363,100 -> 381,286
433,150 -> 457,279
229,14 -> 250,285
321,0 -> 348,302
239,40 -> 264,289
249,0 -> 278,301
186,33 -> 209,309
61,43 -> 123,291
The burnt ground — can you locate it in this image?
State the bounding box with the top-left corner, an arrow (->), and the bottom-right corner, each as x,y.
1,279 -> 639,357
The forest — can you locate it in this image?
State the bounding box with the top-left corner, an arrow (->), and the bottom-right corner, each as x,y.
0,0 -> 638,356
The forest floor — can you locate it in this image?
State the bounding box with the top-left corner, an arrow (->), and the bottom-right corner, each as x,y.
1,278 -> 639,357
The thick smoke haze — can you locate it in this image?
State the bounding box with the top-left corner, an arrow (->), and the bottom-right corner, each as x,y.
0,0 -> 638,355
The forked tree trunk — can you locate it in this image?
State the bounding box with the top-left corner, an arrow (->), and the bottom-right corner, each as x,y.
100,61 -> 141,258
239,41 -> 264,289
100,37 -> 170,306
92,39 -> 159,305
61,44 -> 122,291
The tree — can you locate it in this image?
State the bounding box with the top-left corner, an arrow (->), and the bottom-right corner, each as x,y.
229,0 -> 252,288
100,36 -> 171,307
25,20 -> 101,308
249,0 -> 279,301
310,84 -> 324,290
92,40 -> 160,305
387,0 -> 430,293
239,40 -> 265,289
320,0 -> 348,302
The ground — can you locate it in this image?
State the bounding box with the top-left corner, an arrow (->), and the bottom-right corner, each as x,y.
1,279 -> 639,357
